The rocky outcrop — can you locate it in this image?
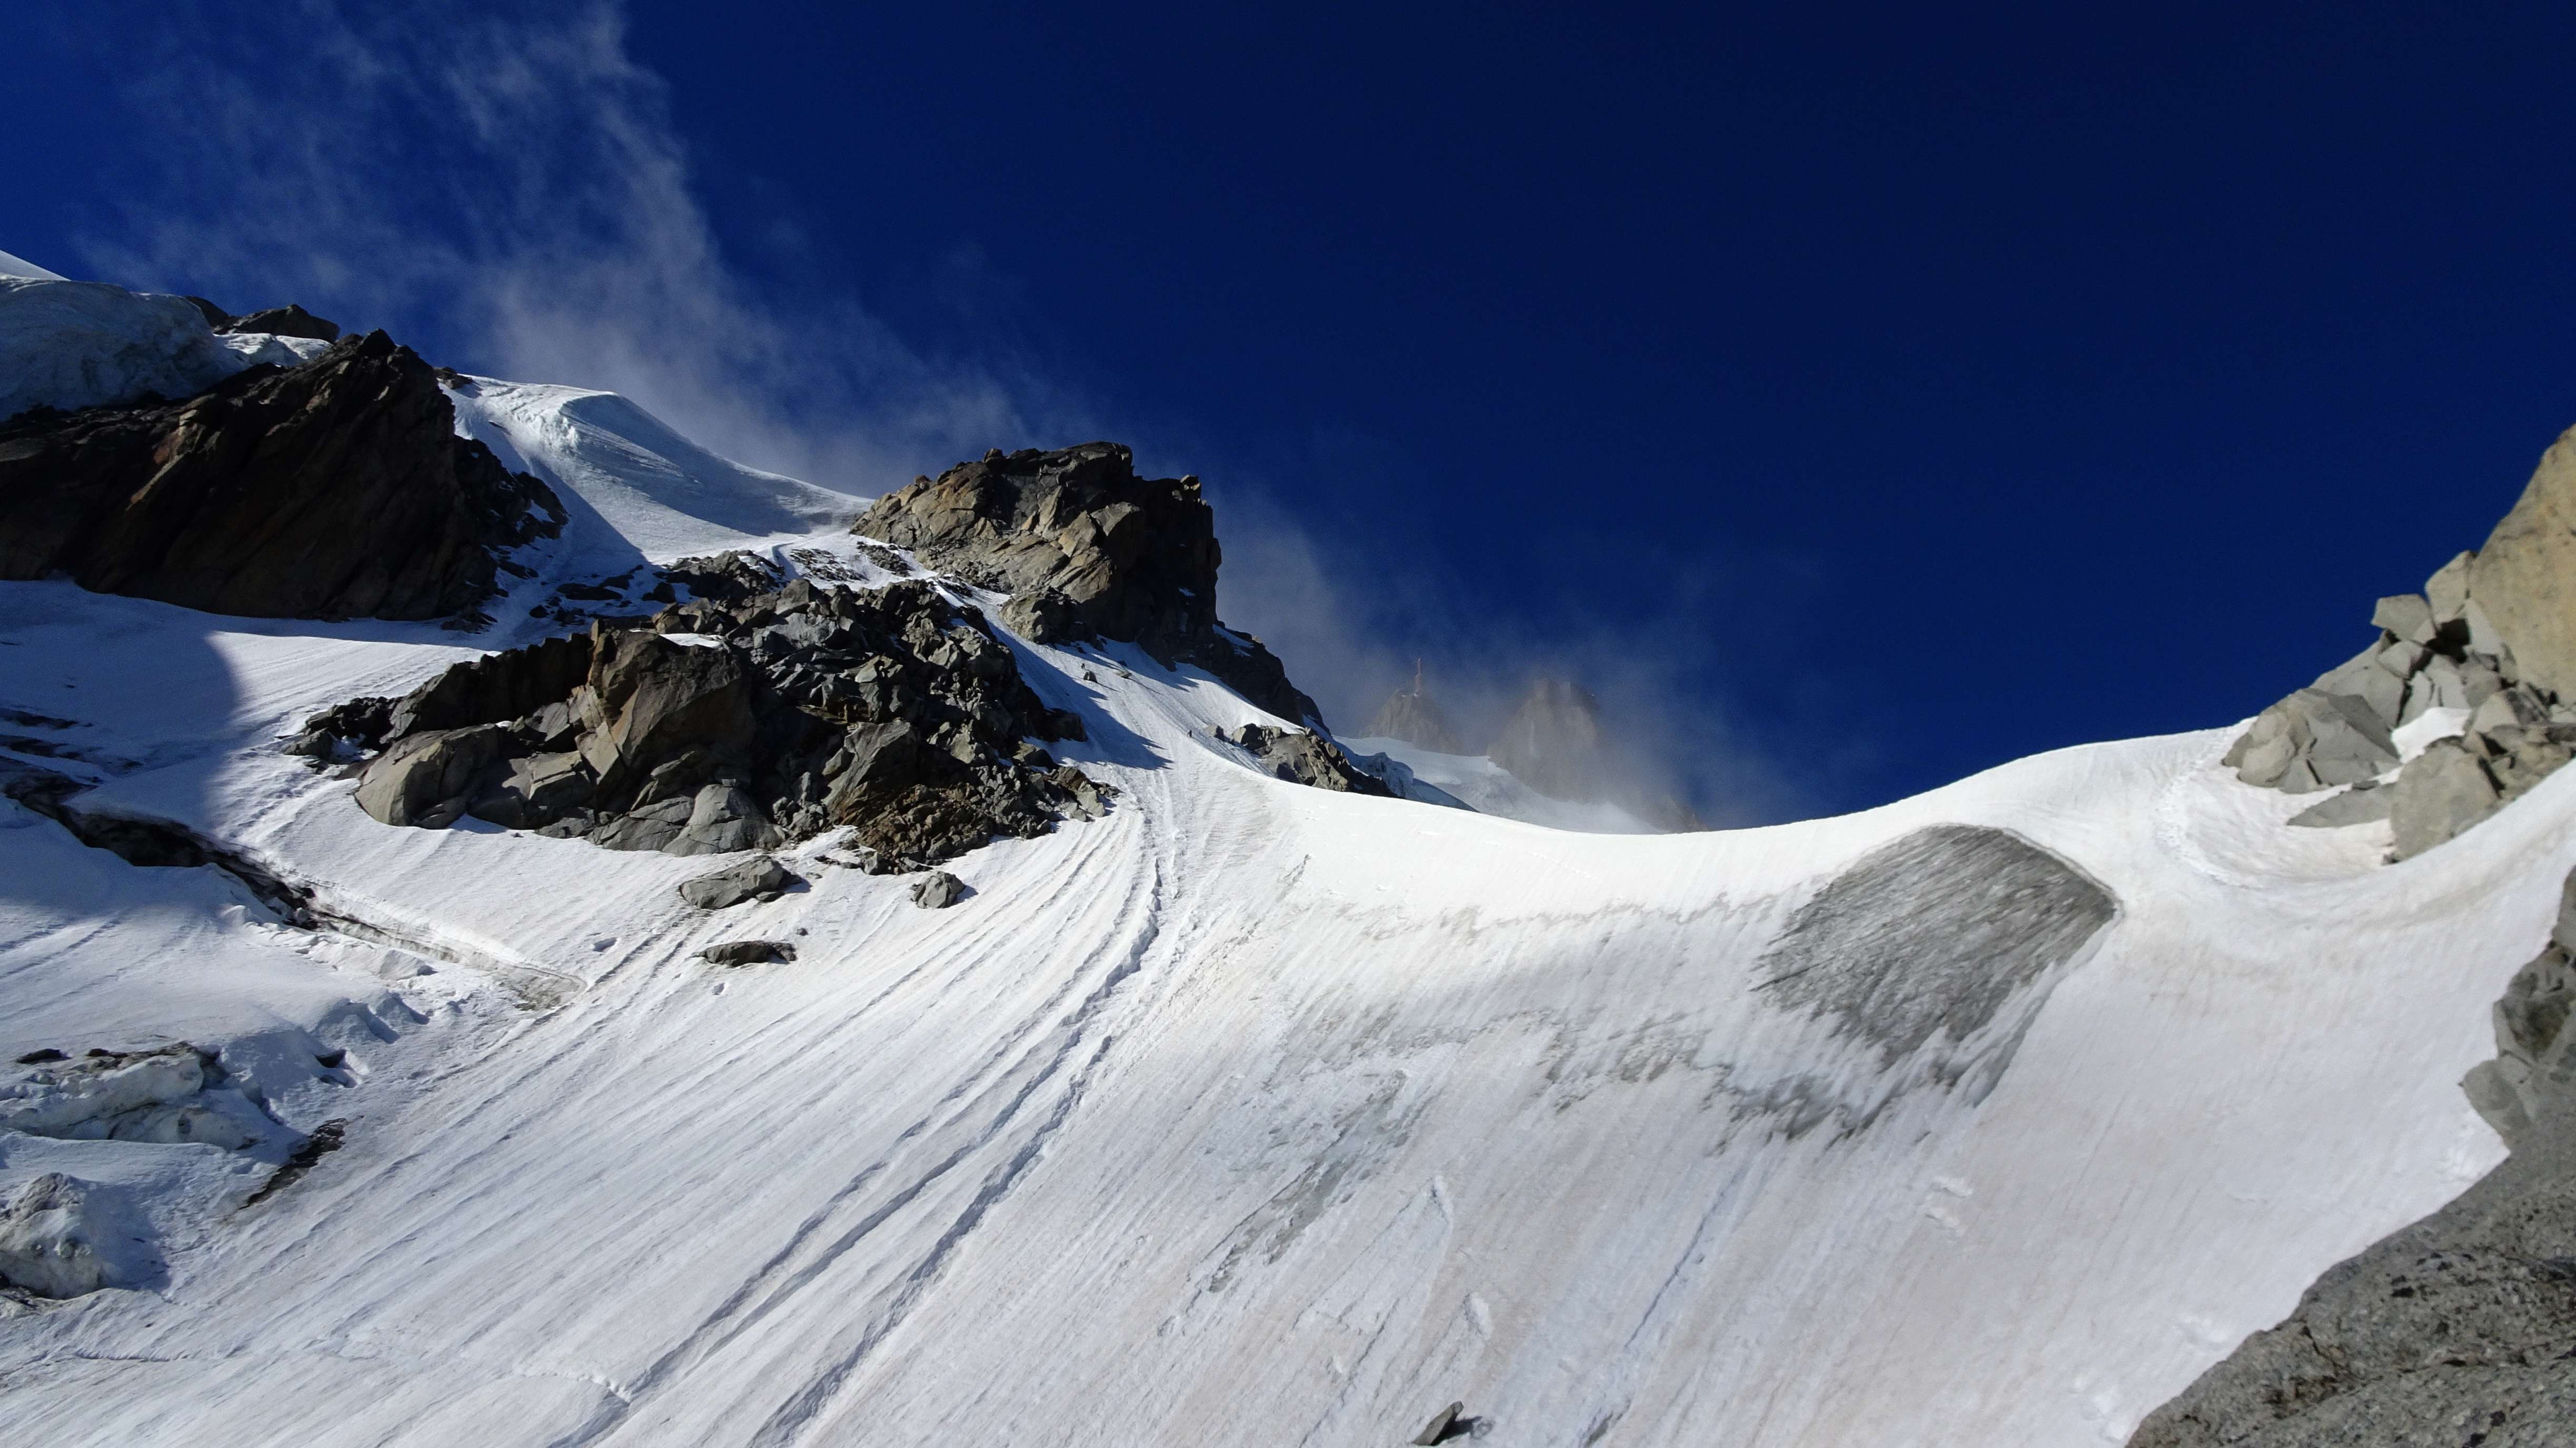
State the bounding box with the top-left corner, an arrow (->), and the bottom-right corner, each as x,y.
855,443 -> 1321,726
2228,541 -> 2576,858
0,329 -> 563,621
2464,874 -> 2576,1150
1217,724 -> 1395,797
2131,865 -> 2576,1447
1364,682 -> 1466,754
334,577 -> 1109,870
218,304 -> 340,342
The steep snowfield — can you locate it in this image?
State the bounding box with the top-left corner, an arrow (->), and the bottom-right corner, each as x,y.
0,402 -> 2544,1446
0,250 -> 66,282
447,378 -> 862,568
1344,734 -> 1663,833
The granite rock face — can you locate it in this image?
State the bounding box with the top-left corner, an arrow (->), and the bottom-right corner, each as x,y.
336,578 -> 1108,870
2468,425 -> 2576,704
0,329 -> 563,621
2225,525 -> 2576,859
855,443 -> 1320,726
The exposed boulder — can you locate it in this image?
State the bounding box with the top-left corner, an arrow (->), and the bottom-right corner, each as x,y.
700,940 -> 795,965
0,1174 -> 114,1298
2223,688 -> 2399,793
678,856 -> 800,910
0,329 -> 563,620
910,870 -> 965,909
353,726 -> 515,829
324,577 -> 1111,869
2285,780 -> 2392,829
217,304 -> 340,342
1218,723 -> 1396,797
387,633 -> 592,740
854,442 -> 1321,726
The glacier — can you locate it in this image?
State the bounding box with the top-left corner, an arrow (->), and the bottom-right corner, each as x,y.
0,269 -> 2553,1447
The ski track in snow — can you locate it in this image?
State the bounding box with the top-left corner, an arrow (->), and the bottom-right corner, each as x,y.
0,375 -> 2553,1446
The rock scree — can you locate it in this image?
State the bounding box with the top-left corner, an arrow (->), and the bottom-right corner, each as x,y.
0,329 -> 563,621
855,442 -> 1321,727
327,576 -> 1109,870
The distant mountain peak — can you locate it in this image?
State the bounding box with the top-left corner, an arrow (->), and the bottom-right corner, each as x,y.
1364,662 -> 1466,753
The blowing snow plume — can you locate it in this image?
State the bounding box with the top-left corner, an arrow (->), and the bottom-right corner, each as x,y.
66,3 -> 1084,496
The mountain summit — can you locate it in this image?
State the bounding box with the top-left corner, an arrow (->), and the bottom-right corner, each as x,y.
1362,665 -> 1465,753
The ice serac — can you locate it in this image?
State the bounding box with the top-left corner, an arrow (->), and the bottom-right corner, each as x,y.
0,329 -> 564,621
0,276 -> 252,421
855,442 -> 1322,727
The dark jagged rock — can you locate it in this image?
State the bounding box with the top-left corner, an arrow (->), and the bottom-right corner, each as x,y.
1218,723 -> 1395,797
0,330 -> 563,620
855,442 -> 1321,726
663,549 -> 782,604
1364,684 -> 1466,754
337,578 -> 1110,868
700,940 -> 795,965
2131,863 -> 2576,1447
217,303 -> 340,342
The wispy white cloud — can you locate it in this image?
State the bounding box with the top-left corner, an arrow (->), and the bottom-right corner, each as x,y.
77,0 -> 1087,495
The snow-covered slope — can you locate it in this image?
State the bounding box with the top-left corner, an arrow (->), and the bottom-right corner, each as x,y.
0,249 -> 66,282
1345,734 -> 1663,833
447,378 -> 861,568
0,385 -> 2545,1447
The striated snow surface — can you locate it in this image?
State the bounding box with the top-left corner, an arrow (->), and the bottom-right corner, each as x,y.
0,395 -> 2548,1448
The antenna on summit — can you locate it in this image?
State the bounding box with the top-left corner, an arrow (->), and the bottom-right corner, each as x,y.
1413,658 -> 1424,696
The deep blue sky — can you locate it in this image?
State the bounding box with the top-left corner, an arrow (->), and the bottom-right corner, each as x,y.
13,3 -> 2576,821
